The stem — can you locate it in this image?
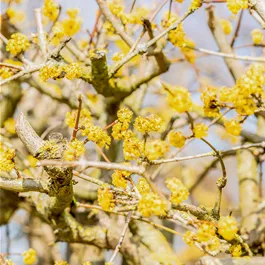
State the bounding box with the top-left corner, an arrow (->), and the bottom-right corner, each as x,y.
71,95 -> 82,141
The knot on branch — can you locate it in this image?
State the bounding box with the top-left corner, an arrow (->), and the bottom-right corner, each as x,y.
216,176 -> 227,189
137,44 -> 148,54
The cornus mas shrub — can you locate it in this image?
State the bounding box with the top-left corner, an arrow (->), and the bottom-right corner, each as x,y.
0,0 -> 265,264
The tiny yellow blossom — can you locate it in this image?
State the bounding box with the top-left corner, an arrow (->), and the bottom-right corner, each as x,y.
42,0 -> 59,21
6,33 -> 30,55
183,230 -> 196,246
123,130 -> 144,160
201,86 -> 220,117
220,19 -> 233,35
169,131 -> 186,148
27,155 -> 38,167
193,123 -> 208,138
166,178 -> 189,205
134,114 -> 162,133
65,108 -> 91,128
112,122 -> 129,140
144,139 -> 169,160
136,178 -> 150,195
218,216 -> 238,241
112,52 -> 125,62
197,223 -> 216,242
64,63 -> 83,80
39,64 -> 64,82
205,236 -> 221,252
98,184 -> 114,211
63,139 -> 86,161
62,9 -> 82,36
226,0 -> 248,14
6,8 -> 25,25
251,29 -> 264,45
112,169 -> 130,188
117,108 -> 133,123
224,119 -> 241,136
22,248 -> 37,265
230,244 -> 242,257
4,117 -> 16,134
189,0 -> 203,11
0,145 -> 16,172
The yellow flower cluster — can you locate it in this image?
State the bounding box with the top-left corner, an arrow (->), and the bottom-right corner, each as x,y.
223,63 -> 265,115
224,119 -> 241,136
39,64 -> 64,82
201,86 -> 220,117
145,139 -> 169,160
136,177 -> 150,195
22,248 -> 37,265
4,117 -> 16,134
218,216 -> 238,241
251,29 -> 264,45
227,0 -> 248,14
229,244 -> 242,257
134,114 -> 162,133
108,1 -> 148,25
0,59 -> 22,79
62,8 -> 82,36
64,63 -> 83,80
220,19 -> 233,35
189,0 -> 203,11
6,259 -> 15,265
112,169 -> 130,188
0,143 -> 16,172
6,8 -> 25,25
82,124 -> 111,148
205,236 -> 221,252
165,85 -> 192,113
169,131 -> 186,148
98,184 -> 114,211
123,131 -> 144,160
27,155 -> 38,167
166,178 -> 189,205
112,108 -> 133,140
138,192 -> 168,217
63,139 -> 86,161
51,22 -> 65,45
42,0 -> 59,21
193,123 -> 208,138
183,230 -> 196,246
6,33 -> 30,55
164,15 -> 196,63
197,223 -> 216,242
65,108 -> 91,128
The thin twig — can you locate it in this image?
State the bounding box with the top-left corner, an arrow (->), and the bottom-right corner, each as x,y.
230,10 -> 243,47
0,63 -> 23,70
71,95 -> 82,141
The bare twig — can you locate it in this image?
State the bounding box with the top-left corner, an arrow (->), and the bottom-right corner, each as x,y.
71,95 -> 82,141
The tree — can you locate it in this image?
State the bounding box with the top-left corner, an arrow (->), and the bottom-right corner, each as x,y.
0,0 -> 265,264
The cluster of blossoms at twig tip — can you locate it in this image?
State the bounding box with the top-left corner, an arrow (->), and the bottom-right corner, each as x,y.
145,139 -> 169,160
0,59 -> 22,80
193,123 -> 208,138
189,0 -> 203,11
112,108 -> 133,140
230,244 -> 242,257
123,130 -> 144,160
98,184 -> 114,211
224,119 -> 242,136
169,131 -> 186,148
112,169 -> 130,189
136,178 -> 150,195
201,86 -> 220,117
6,33 -> 30,55
22,248 -> 37,265
65,108 -> 91,128
218,216 -> 238,241
134,114 -> 162,133
163,83 -> 192,113
0,143 -> 16,172
166,178 -> 189,204
226,0 -> 248,14
42,0 -> 59,21
63,139 -> 85,161
138,192 -> 168,217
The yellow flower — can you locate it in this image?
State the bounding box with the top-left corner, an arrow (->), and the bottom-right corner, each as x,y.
117,108 -> 133,123
230,244 -> 242,257
224,119 -> 241,136
0,145 -> 16,172
164,84 -> 192,113
218,216 -> 238,241
183,230 -> 196,246
63,139 -> 86,161
27,155 -> 38,167
144,139 -> 169,160
112,122 -> 130,140
123,130 -> 144,160
227,0 -> 248,14
22,248 -> 37,265
65,108 -> 91,128
4,117 -> 16,134
134,114 -> 162,133
39,64 -> 64,82
193,123 -> 208,138
64,63 -> 83,80
138,192 -> 168,217
62,9 -> 82,36
42,0 -> 59,21
220,19 -> 233,35
98,184 -> 114,211
6,33 -> 30,55
205,236 -> 221,252
251,29 -> 264,45
66,8 -> 80,18
189,0 -> 203,11
166,178 -> 189,205
197,223 -> 216,242
136,178 -> 150,195
169,131 -> 186,148
6,8 -> 25,25
112,52 -> 125,62
82,124 -> 111,149
201,86 -> 220,117
112,170 -> 130,188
